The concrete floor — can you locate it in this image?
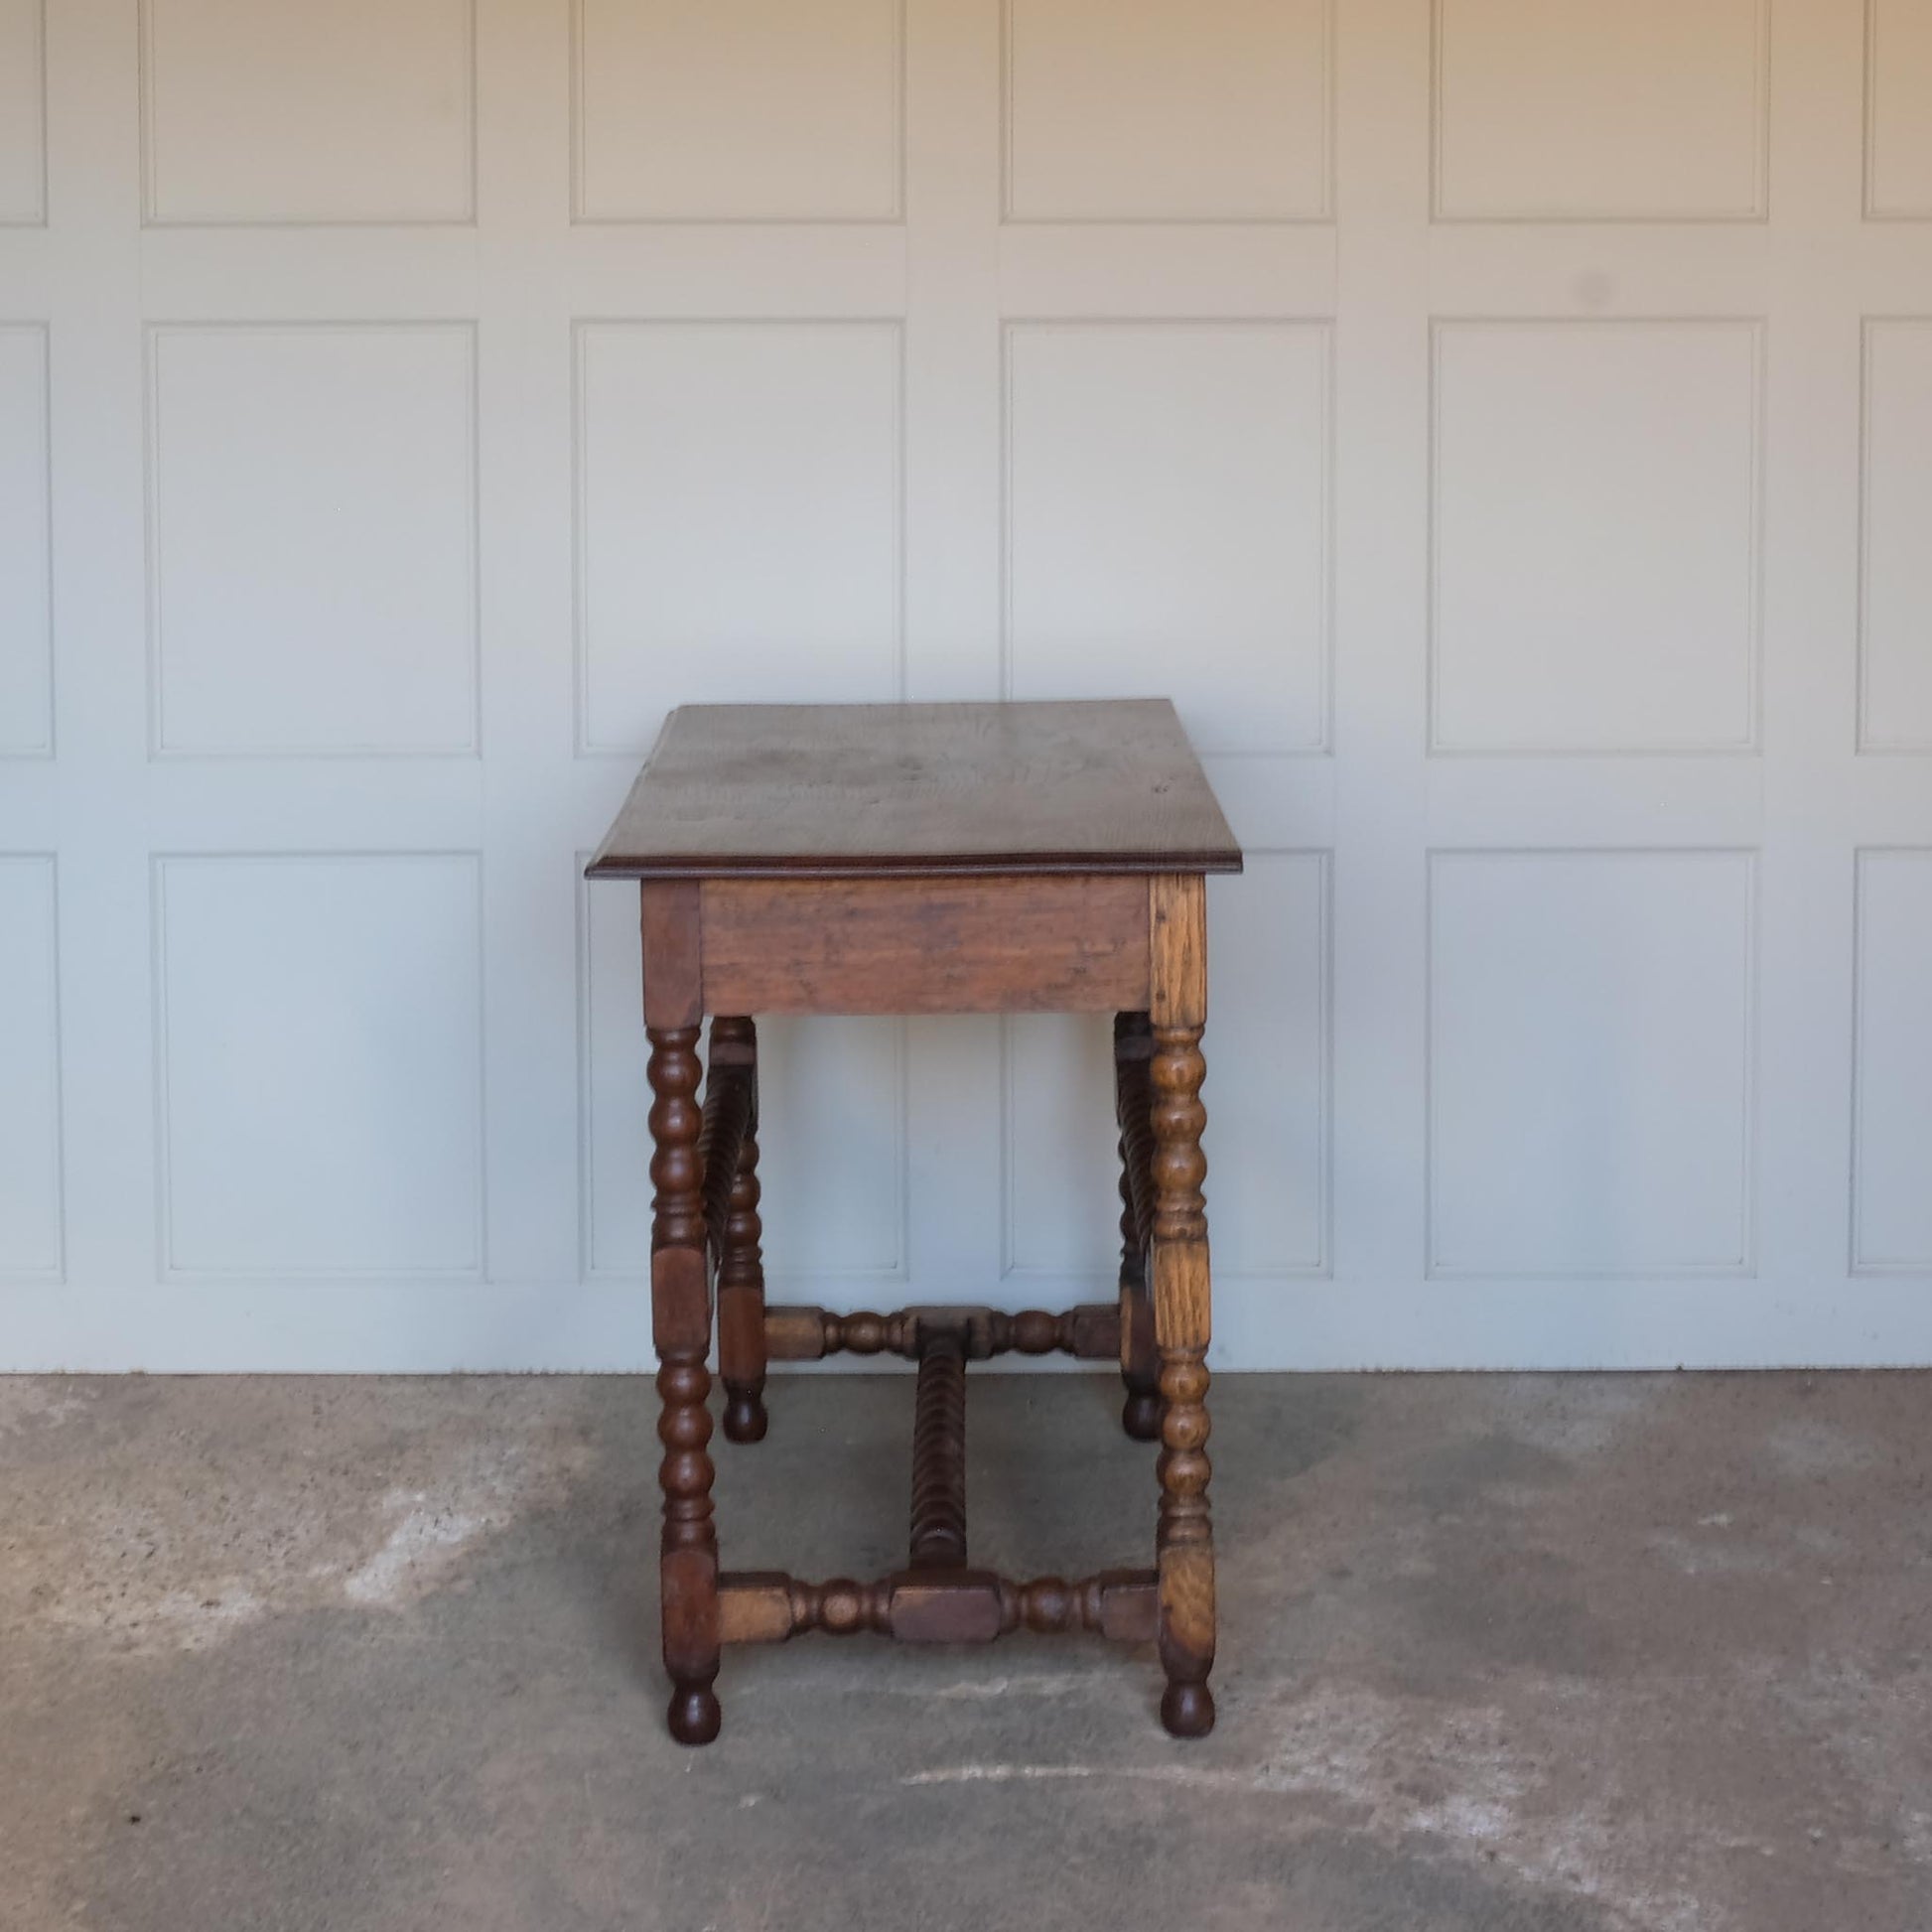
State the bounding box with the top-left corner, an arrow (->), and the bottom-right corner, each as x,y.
1,1371 -> 1928,1932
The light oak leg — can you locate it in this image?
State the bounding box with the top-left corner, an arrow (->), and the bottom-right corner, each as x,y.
1149,877 -> 1215,1738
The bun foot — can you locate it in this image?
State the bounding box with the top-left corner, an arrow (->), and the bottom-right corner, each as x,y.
667,1683 -> 722,1746
722,1391 -> 767,1445
1160,1680 -> 1215,1739
1122,1391 -> 1164,1441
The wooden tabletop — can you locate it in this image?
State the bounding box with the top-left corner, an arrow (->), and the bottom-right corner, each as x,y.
587,700 -> 1242,880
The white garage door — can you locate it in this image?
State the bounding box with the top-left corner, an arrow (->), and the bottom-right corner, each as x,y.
2,0 -> 1930,1369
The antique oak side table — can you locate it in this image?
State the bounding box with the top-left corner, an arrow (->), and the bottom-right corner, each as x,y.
587,700 -> 1242,1744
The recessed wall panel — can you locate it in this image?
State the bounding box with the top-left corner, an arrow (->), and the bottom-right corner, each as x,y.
581,873 -> 903,1278
0,0 -> 43,223
1435,0 -> 1766,218
141,0 -> 473,223
1005,0 -> 1329,220
1002,1014 -> 1122,1278
0,857 -> 62,1276
576,321 -> 901,756
155,855 -> 484,1277
1867,0 -> 1932,217
1006,322 -> 1329,757
1208,856 -> 1328,1275
1432,322 -> 1759,755
0,325 -> 52,755
575,0 -> 901,220
1861,321 -> 1932,750
148,325 -> 478,757
1007,857 -> 1327,1277
1429,851 -> 1754,1277
1854,851 -> 1932,1271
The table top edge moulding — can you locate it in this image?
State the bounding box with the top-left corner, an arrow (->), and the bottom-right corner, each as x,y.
585,698 -> 1244,881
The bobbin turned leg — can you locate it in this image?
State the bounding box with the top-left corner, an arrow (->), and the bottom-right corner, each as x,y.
642,882 -> 721,1746
1114,1012 -> 1163,1443
711,1018 -> 767,1445
1149,877 -> 1216,1739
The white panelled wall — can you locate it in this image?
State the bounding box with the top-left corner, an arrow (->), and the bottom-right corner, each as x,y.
1,0 -> 1929,1370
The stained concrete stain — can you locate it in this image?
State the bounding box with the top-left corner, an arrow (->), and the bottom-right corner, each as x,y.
3,1372 -> 1930,1931
1,1382 -> 599,1662
1404,1430 -> 1577,1512
1762,1415 -> 1876,1479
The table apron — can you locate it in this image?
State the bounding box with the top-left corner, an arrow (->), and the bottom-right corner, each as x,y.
694,873 -> 1155,1016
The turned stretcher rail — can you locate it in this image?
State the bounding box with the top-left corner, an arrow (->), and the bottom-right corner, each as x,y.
763,1303 -> 1120,1362
909,1332 -> 969,1569
717,1567 -> 1160,1646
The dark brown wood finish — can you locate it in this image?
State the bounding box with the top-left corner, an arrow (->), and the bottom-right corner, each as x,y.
599,701 -> 1235,1745
716,1568 -> 1160,1646
764,1302 -> 1119,1362
908,1329 -> 969,1570
1114,1011 -> 1165,1444
645,1019 -> 719,1747
706,1018 -> 767,1446
700,873 -> 1151,1015
587,700 -> 1242,880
